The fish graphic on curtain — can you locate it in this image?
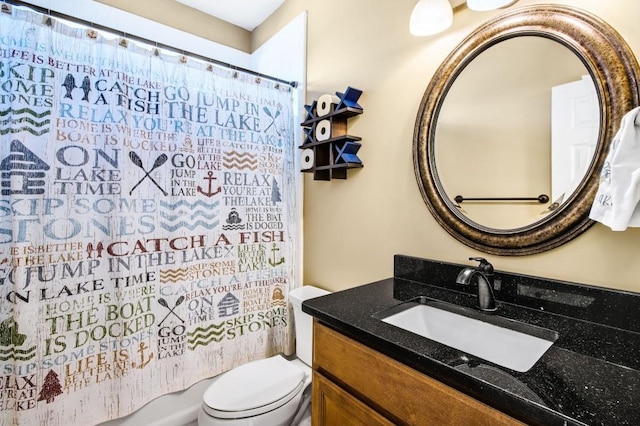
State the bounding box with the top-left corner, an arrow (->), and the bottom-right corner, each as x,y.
0,4 -> 297,425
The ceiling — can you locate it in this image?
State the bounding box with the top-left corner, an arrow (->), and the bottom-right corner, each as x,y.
174,0 -> 467,32
174,0 -> 285,31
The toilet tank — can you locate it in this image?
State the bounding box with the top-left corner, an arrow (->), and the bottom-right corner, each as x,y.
289,285 -> 330,366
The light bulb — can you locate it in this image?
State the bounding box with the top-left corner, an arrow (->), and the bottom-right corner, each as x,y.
409,0 -> 454,36
467,0 -> 518,12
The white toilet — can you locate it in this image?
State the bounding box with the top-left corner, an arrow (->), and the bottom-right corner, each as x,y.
198,285 -> 329,426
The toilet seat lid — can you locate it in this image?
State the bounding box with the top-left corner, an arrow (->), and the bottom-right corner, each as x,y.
203,355 -> 305,413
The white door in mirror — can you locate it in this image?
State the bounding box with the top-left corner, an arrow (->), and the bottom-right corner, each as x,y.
551,75 -> 599,204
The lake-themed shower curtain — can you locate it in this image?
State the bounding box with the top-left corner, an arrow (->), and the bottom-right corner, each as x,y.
0,4 -> 297,425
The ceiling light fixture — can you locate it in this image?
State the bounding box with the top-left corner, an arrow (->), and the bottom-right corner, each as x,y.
466,0 -> 518,12
409,0 -> 454,36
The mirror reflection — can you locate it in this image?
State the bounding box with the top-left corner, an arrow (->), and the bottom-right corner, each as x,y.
434,37 -> 599,229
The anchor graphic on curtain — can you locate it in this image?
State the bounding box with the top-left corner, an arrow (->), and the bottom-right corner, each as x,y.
197,171 -> 222,197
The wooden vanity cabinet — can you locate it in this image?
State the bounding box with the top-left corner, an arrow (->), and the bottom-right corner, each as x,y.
312,320 -> 522,425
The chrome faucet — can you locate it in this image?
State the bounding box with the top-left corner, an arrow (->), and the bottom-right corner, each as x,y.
456,257 -> 497,312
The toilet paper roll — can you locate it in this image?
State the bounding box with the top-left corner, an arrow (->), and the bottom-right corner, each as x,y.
300,149 -> 314,170
315,119 -> 331,141
317,94 -> 339,116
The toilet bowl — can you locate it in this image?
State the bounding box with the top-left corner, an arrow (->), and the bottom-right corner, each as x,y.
198,355 -> 309,426
198,285 -> 329,426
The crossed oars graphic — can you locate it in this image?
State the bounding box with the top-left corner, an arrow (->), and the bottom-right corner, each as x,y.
263,107 -> 281,135
129,152 -> 168,196
158,296 -> 185,326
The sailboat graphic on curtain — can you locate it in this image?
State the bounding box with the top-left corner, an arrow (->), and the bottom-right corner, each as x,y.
0,4 -> 297,425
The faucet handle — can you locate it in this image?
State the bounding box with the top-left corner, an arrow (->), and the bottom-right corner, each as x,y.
469,257 -> 494,275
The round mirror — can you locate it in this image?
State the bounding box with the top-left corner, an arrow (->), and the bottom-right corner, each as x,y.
414,5 -> 640,255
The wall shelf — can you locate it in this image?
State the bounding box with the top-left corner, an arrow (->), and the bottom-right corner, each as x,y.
299,134 -> 361,148
301,106 -> 363,126
300,88 -> 363,181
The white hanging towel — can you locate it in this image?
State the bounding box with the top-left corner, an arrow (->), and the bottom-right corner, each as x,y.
589,106 -> 640,230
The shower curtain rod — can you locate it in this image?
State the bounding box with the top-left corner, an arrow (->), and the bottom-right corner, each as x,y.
2,0 -> 298,88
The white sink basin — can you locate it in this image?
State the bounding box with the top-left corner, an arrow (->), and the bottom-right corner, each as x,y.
377,299 -> 557,372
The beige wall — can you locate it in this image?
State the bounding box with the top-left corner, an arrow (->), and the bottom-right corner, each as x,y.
95,0 -> 251,52
254,0 -> 640,293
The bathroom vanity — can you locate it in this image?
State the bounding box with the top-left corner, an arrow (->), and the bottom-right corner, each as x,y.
303,255 -> 640,425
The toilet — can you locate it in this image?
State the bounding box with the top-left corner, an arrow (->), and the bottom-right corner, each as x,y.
198,285 -> 329,426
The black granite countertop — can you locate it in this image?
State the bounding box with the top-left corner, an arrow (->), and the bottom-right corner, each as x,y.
302,255 -> 640,425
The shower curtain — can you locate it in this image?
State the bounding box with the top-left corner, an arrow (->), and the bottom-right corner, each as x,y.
0,5 -> 297,425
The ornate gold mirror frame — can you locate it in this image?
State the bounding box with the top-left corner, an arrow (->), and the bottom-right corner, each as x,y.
413,5 -> 640,256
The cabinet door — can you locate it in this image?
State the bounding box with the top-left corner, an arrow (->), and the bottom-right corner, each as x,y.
313,321 -> 522,425
312,371 -> 394,426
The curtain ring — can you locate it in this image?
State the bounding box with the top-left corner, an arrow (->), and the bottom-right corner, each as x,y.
42,16 -> 54,26
1,3 -> 11,14
206,64 -> 214,72
118,38 -> 129,48
86,29 -> 98,39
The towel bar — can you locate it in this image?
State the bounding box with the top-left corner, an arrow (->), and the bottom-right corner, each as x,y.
454,194 -> 550,204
